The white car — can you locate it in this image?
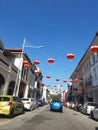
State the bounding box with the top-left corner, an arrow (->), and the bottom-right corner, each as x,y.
21,98 -> 37,111
81,102 -> 97,115
66,102 -> 71,108
90,106 -> 98,120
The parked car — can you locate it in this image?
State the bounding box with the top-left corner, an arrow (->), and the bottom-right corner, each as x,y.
50,99 -> 63,112
74,102 -> 82,111
21,98 -> 37,111
66,102 -> 72,108
37,99 -> 43,107
90,106 -> 98,120
70,102 -> 76,109
81,102 -> 97,115
0,95 -> 24,118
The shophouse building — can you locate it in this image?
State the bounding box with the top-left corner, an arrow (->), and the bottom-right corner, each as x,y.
68,32 -> 98,104
0,39 -> 43,99
0,39 -> 18,95
6,48 -> 43,99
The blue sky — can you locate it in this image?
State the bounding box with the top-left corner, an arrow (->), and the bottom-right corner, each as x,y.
0,0 -> 98,92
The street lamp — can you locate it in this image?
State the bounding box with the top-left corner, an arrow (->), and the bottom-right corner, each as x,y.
14,38 -> 44,96
22,38 -> 43,53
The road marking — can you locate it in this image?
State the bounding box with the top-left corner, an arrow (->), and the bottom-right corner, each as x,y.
0,120 -> 12,125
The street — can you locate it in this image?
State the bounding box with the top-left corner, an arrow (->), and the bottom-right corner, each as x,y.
0,105 -> 98,130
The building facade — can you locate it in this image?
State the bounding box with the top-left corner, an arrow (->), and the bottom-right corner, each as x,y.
67,32 -> 98,104
0,40 -> 18,95
41,84 -> 50,103
0,39 -> 43,100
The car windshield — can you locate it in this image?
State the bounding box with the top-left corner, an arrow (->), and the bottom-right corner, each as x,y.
52,100 -> 61,103
0,97 -> 10,101
21,98 -> 29,101
38,100 -> 42,102
87,103 -> 97,106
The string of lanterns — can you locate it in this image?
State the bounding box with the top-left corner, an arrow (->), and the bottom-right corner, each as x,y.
22,44 -> 98,90
45,45 -> 98,93
32,45 -> 98,66
31,53 -> 76,66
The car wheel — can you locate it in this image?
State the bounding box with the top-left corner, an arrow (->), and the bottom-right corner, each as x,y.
34,106 -> 36,110
50,109 -> 52,111
21,107 -> 24,114
60,109 -> 63,113
8,109 -> 14,118
30,106 -> 33,111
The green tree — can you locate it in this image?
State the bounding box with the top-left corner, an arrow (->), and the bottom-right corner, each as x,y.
50,94 -> 61,100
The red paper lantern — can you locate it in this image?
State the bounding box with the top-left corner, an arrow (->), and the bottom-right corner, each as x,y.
74,79 -> 79,83
70,79 -> 73,82
90,45 -> 98,55
63,80 -> 67,82
56,78 -> 60,81
66,53 -> 75,60
46,75 -> 51,78
48,58 -> 55,64
33,60 -> 40,65
35,70 -> 41,75
24,64 -> 29,68
23,60 -> 29,64
23,60 -> 29,68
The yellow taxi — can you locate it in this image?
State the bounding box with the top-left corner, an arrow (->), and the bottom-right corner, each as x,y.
0,95 -> 24,118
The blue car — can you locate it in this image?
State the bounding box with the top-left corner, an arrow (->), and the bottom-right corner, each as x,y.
50,100 -> 63,112
38,100 -> 43,107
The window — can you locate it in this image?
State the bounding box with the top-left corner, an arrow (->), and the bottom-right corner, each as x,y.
0,97 -> 10,101
14,97 -> 21,102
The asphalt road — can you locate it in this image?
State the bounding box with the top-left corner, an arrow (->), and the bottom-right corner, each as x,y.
0,105 -> 98,130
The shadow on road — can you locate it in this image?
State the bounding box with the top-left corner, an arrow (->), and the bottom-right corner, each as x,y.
27,114 -> 53,124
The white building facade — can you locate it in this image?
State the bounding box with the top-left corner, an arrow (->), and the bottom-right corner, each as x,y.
0,39 -> 43,100
41,84 -> 50,103
68,32 -> 98,104
0,40 -> 18,95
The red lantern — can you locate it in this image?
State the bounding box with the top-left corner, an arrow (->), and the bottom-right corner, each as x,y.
63,80 -> 67,82
35,70 -> 41,75
56,78 -> 60,81
48,58 -> 55,64
23,60 -> 29,64
90,45 -> 98,55
33,60 -> 40,65
24,64 -> 29,68
66,53 -> 75,60
70,79 -> 73,82
74,79 -> 79,83
23,60 -> 29,68
46,75 -> 51,78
